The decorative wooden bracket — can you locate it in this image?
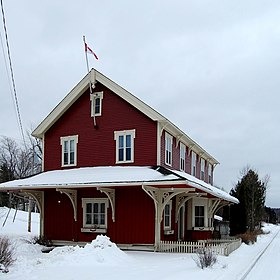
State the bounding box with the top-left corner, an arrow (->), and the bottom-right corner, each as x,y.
97,188 -> 115,222
22,190 -> 44,237
56,188 -> 77,221
175,192 -> 206,222
22,190 -> 44,214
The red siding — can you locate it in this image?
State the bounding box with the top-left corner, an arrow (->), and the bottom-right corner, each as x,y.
43,186 -> 155,244
44,83 -> 157,171
44,190 -> 75,241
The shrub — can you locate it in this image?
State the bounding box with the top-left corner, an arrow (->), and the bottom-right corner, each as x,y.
27,236 -> 53,247
0,237 -> 15,273
193,247 -> 217,269
237,231 -> 257,245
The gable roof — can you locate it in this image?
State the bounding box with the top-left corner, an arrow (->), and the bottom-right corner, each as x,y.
0,166 -> 238,204
32,69 -> 219,165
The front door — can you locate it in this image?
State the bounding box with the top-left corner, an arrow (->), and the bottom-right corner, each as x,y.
178,205 -> 185,240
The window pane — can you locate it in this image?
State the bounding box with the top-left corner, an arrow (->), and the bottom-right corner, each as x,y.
93,214 -> 98,224
86,214 -> 92,224
63,152 -> 68,165
86,203 -> 92,214
100,214 -> 105,225
93,203 -> 99,213
70,151 -> 74,164
95,98 -> 100,114
119,135 -> 124,148
126,147 -> 131,161
126,135 -> 131,148
100,203 -> 105,213
119,148 -> 124,161
70,140 -> 74,152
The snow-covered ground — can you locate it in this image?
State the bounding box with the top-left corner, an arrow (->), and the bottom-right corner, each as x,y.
0,207 -> 279,279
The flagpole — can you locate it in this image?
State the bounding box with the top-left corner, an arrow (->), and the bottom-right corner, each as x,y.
83,35 -> 92,94
83,35 -> 96,126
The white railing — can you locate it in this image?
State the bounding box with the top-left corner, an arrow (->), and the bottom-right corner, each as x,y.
158,238 -> 242,256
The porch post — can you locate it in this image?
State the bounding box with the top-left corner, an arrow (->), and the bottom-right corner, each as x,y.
142,185 -> 194,250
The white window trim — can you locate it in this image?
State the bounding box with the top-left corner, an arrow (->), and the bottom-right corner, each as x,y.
191,151 -> 196,177
192,198 -> 210,230
165,132 -> 173,166
164,201 -> 172,230
114,129 -> 136,164
200,158 -> 205,180
180,143 -> 186,171
60,135 -> 78,167
90,91 -> 103,117
81,198 -> 109,233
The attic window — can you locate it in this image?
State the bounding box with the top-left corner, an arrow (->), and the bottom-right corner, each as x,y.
90,91 -> 103,117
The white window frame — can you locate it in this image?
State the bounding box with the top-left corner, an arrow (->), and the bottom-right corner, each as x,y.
179,143 -> 186,171
200,158 -> 205,180
164,201 -> 172,230
208,163 -> 212,184
191,151 -> 196,177
165,132 -> 173,166
60,135 -> 78,167
81,198 -> 109,233
114,129 -> 136,163
90,91 -> 103,117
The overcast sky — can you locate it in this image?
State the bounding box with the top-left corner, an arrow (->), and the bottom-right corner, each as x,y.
1,0 -> 280,207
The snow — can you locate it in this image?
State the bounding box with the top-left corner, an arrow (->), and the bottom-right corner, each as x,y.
0,166 -> 238,203
0,207 -> 279,279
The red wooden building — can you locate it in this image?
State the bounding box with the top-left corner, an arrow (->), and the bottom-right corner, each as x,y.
0,69 -> 238,250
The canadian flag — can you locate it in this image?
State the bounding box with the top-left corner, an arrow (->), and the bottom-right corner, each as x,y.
85,42 -> 98,60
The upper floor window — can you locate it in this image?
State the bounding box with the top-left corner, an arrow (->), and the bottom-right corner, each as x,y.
180,143 -> 186,171
191,151 -> 196,177
208,163 -> 212,184
90,91 -> 103,117
194,205 -> 205,227
164,201 -> 172,230
165,132 -> 173,166
60,135 -> 78,167
114,129 -> 136,163
82,198 -> 108,232
200,158 -> 205,180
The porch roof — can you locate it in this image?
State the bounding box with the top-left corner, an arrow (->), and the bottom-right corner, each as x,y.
0,166 -> 238,204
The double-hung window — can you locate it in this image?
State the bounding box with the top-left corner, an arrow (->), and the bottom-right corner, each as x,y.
180,143 -> 186,171
82,198 -> 108,232
194,205 -> 205,227
164,202 -> 172,230
60,135 -> 78,167
165,132 -> 173,166
208,163 -> 212,184
200,158 -> 205,180
191,151 -> 197,177
114,129 -> 136,163
90,91 -> 103,117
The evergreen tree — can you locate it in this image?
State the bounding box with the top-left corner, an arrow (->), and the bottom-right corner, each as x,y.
230,168 -> 268,234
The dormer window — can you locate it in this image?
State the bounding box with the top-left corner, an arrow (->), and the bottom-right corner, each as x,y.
90,91 -> 103,117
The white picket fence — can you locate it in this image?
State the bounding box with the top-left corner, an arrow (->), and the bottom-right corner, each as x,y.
158,238 -> 242,256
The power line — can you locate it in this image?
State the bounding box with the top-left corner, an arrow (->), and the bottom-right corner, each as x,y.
0,0 -> 26,146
